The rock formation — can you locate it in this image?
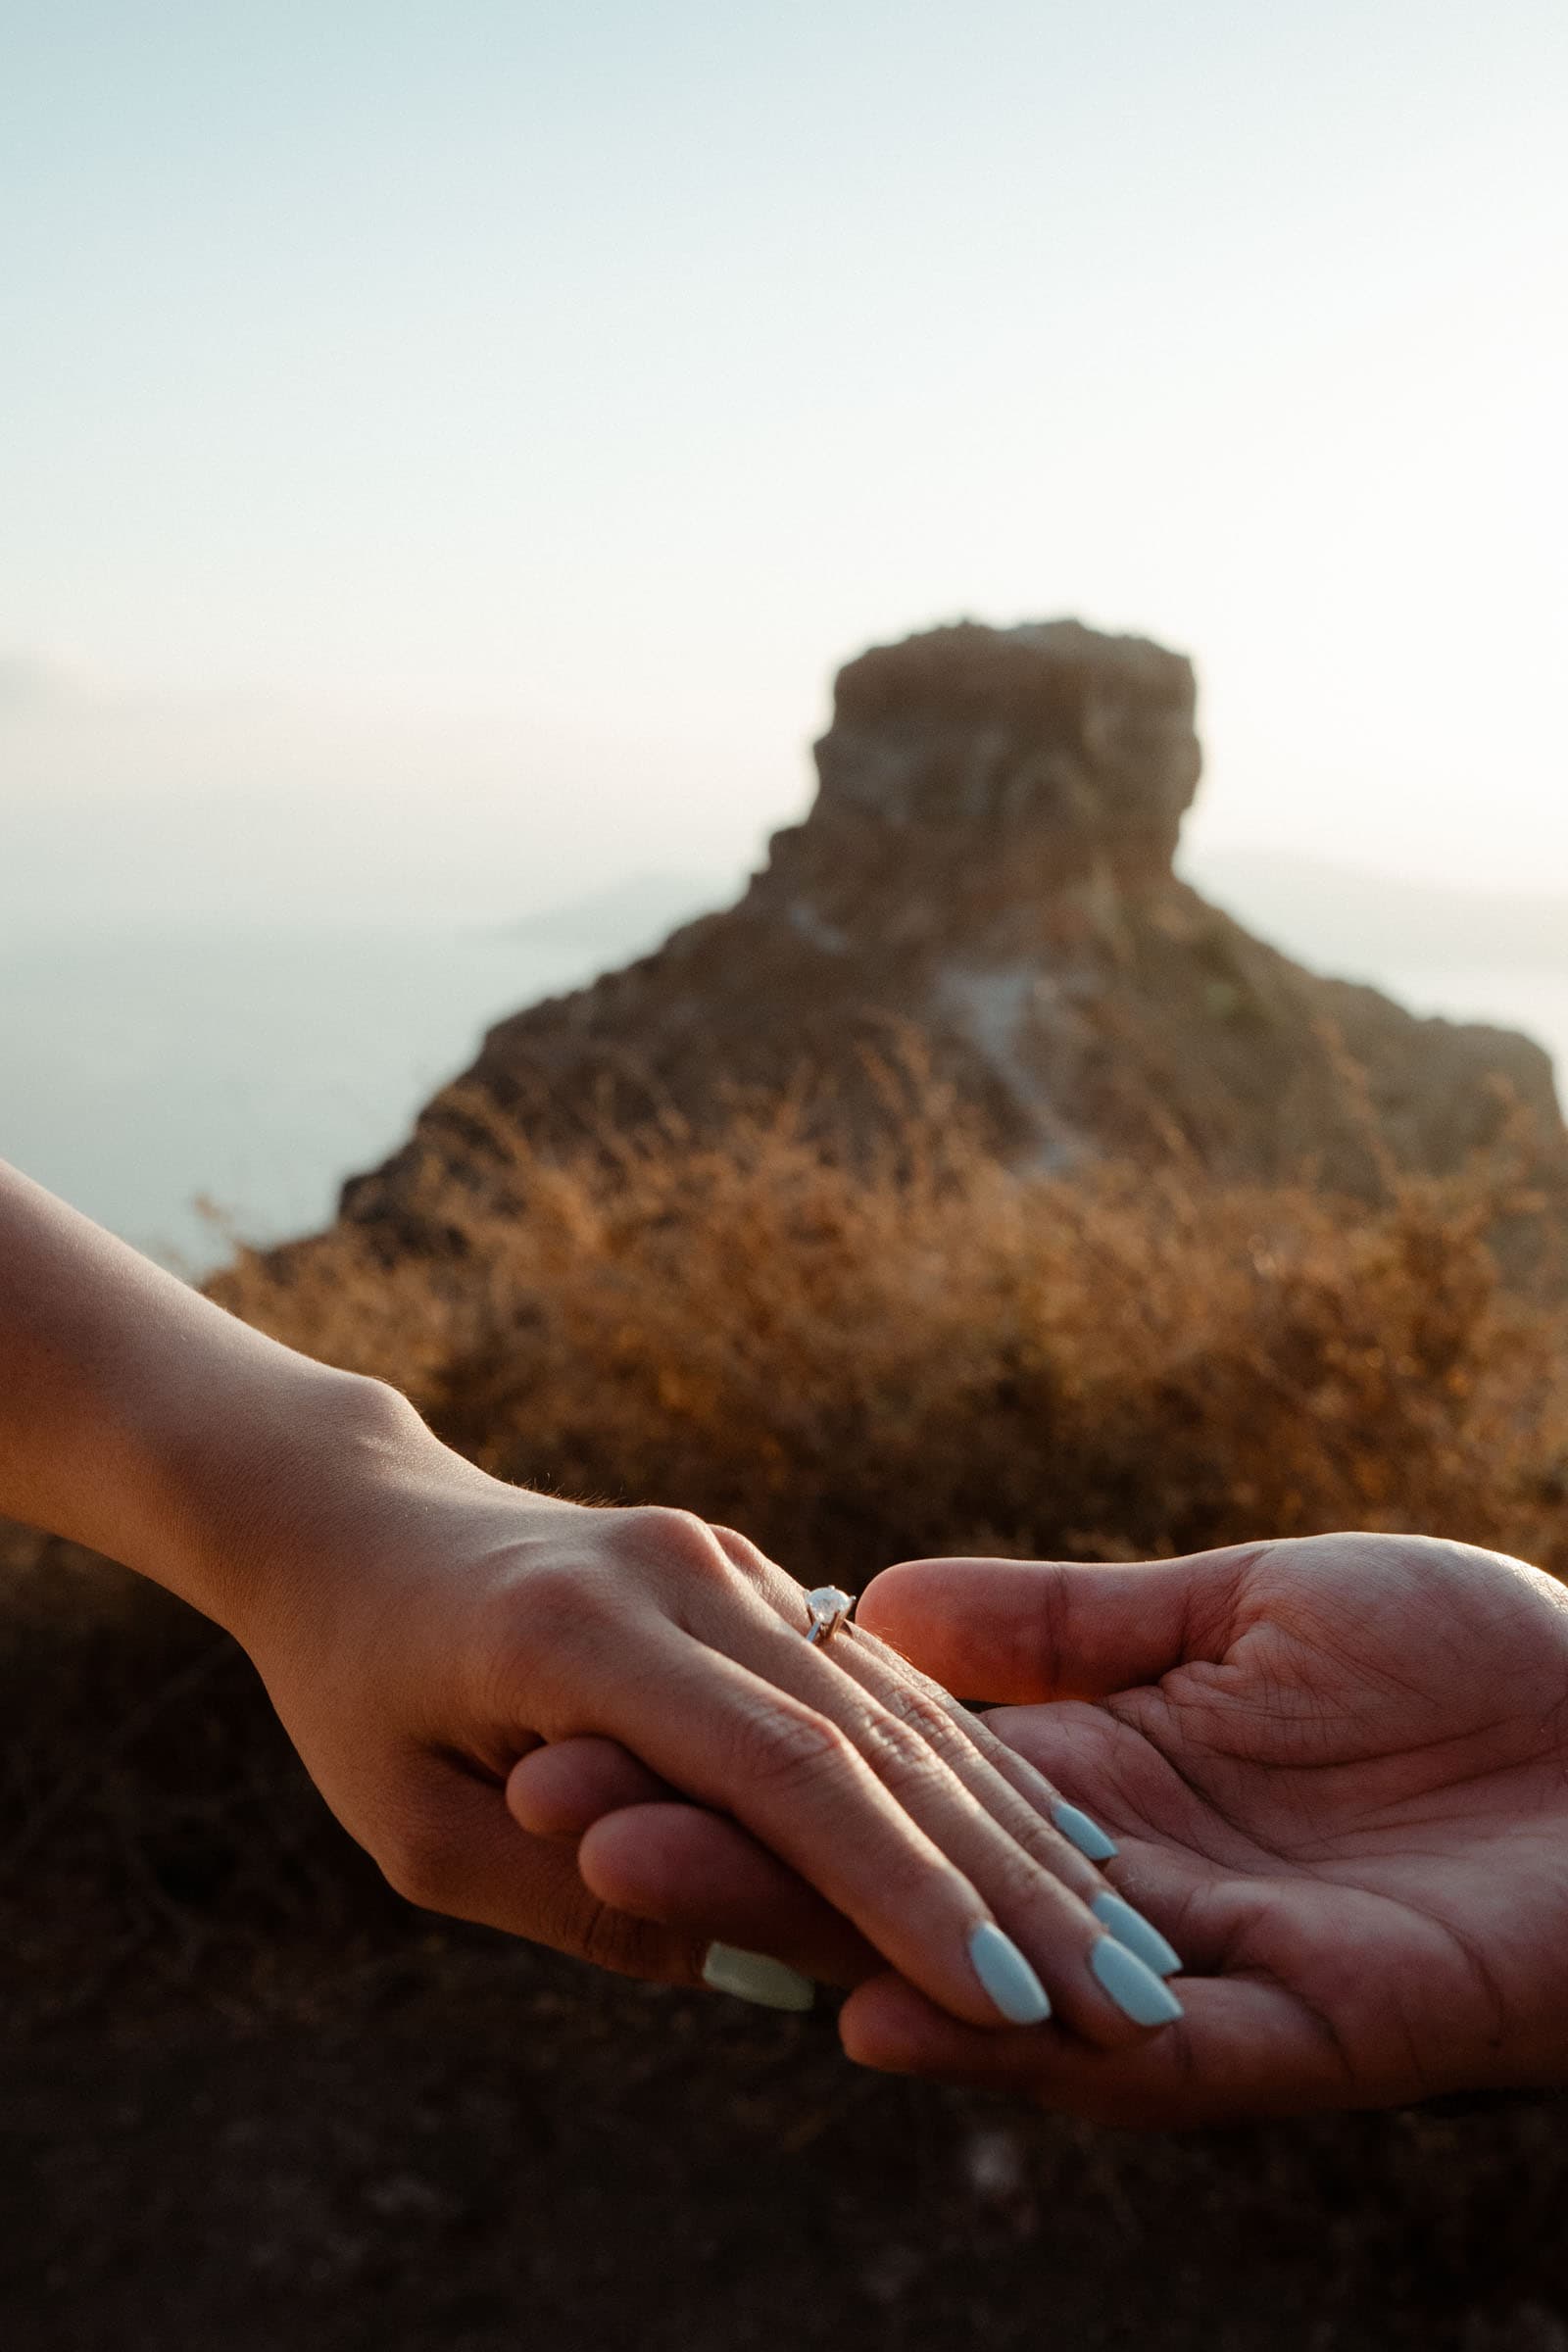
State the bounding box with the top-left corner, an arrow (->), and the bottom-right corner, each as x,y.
334,619 -> 1566,1246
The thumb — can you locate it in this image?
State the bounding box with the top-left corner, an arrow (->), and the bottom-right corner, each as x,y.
858,1543 -> 1269,1703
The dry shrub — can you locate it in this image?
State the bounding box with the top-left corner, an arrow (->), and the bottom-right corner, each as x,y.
215,1080 -> 1568,1587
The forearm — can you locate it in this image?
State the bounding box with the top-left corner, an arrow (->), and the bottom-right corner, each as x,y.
0,1160 -> 453,1634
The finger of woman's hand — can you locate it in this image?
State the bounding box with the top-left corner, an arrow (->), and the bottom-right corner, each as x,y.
530,1698 -> 1198,1992
838,1969 -> 1353,2128
713,1608 -> 1183,2046
514,1713 -> 1126,1973
514,1706 -> 1123,1908
827,1620 -> 1132,1876
840,1630 -> 1188,1981
507,1737 -> 672,1838
596,1619 -> 1179,2045
507,1739 -> 880,1987
583,1631 -> 1063,2031
577,1799 -> 880,1985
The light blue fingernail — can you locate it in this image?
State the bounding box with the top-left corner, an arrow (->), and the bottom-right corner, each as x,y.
1090,1936 -> 1184,2027
1092,1891 -> 1182,1978
968,1922 -> 1053,2025
1052,1801 -> 1119,1862
702,1944 -> 815,2012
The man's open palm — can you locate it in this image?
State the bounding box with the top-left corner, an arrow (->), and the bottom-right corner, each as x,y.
850,1534 -> 1568,2124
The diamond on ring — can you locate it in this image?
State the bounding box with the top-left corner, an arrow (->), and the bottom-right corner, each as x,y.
804,1585 -> 855,1645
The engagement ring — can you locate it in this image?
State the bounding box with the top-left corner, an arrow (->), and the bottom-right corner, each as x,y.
804,1585 -> 856,1646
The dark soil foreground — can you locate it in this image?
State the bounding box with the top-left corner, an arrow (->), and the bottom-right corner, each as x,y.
11,1958 -> 1568,2352
7,1552 -> 1568,2352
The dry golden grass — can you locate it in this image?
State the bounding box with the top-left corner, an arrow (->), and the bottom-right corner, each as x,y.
212,1078 -> 1568,1587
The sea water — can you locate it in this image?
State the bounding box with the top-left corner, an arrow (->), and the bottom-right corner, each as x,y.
0,924 -> 610,1271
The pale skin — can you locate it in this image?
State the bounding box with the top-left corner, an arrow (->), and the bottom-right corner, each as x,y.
0,1161 -> 1168,2046
556,1534 -> 1568,2124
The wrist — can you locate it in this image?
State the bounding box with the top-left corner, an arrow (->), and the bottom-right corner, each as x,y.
141,1361 -> 460,1643
173,1369 -> 587,1676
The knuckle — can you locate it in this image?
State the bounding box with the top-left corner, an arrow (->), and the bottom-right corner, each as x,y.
709,1523 -> 766,1570
854,1708 -> 952,1793
730,1700 -> 856,1796
877,1682 -> 963,1755
710,1524 -> 785,1597
622,1504 -> 730,1582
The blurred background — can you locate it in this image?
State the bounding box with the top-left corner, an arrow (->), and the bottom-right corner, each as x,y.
7,9 -> 1568,2351
3,0 -> 1564,1266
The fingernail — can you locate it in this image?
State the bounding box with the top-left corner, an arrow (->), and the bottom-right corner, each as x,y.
968,1922 -> 1052,2025
1090,1936 -> 1184,2027
1052,1801 -> 1119,1862
702,1944 -> 815,2013
1092,1891 -> 1182,1978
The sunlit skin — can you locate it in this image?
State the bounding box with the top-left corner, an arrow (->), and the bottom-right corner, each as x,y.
568,1535 -> 1568,2124
14,1157 -> 1568,2112
0,1162 -> 1186,2046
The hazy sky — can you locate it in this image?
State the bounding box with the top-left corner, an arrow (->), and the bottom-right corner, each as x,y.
3,0 -> 1566,930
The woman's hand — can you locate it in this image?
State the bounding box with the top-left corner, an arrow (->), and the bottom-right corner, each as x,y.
220,1386 -> 1176,2040
828,1532 -> 1568,2121
0,1162 -> 1171,2040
